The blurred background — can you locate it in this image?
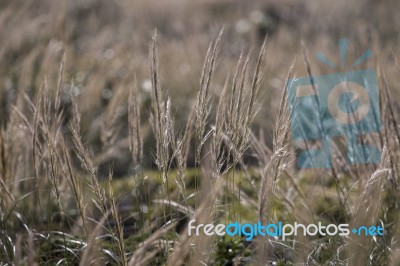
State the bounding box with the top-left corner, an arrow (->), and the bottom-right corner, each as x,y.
0,0 -> 399,176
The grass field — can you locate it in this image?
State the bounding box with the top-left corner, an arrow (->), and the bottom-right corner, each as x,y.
1,0 -> 400,265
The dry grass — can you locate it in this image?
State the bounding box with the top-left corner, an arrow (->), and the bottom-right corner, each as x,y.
1,0 -> 400,265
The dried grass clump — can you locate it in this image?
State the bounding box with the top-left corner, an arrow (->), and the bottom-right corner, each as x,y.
0,24 -> 399,266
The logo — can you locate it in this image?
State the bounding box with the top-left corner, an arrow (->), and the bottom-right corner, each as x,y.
187,220 -> 384,241
287,39 -> 381,168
